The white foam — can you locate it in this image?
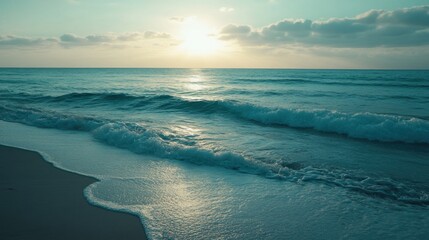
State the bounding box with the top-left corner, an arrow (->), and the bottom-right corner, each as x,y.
92,122 -> 262,173
224,102 -> 429,143
1,120 -> 429,240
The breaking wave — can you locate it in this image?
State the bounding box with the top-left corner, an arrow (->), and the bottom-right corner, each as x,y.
223,102 -> 429,144
0,105 -> 428,205
0,105 -> 103,131
2,91 -> 428,144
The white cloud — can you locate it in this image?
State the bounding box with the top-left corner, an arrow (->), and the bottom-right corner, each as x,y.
143,31 -> 171,39
0,35 -> 58,47
219,6 -> 429,48
0,32 -> 173,48
2,6 -> 428,68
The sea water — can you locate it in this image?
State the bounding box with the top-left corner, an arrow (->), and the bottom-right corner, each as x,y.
0,68 -> 428,239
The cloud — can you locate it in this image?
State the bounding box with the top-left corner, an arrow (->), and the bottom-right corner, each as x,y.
219,5 -> 429,48
143,31 -> 171,39
0,31 -> 172,48
0,35 -> 58,47
59,33 -> 121,47
59,32 -> 172,47
219,7 -> 234,13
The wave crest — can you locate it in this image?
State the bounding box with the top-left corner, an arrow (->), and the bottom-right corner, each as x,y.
0,105 -> 428,205
224,102 -> 429,144
92,122 -> 260,173
0,105 -> 103,131
2,91 -> 429,144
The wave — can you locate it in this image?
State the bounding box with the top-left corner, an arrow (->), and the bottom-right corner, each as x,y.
224,102 -> 429,144
2,91 -> 429,144
0,104 -> 259,172
49,92 -> 138,102
159,98 -> 429,144
0,105 -> 103,131
92,122 -> 429,205
4,90 -> 427,110
275,166 -> 429,206
0,91 -> 175,107
232,77 -> 429,88
92,122 -> 262,174
0,105 -> 428,205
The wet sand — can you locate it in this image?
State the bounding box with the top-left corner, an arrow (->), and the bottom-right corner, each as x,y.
0,145 -> 147,240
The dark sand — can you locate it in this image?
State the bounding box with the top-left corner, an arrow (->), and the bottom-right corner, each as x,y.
0,145 -> 147,240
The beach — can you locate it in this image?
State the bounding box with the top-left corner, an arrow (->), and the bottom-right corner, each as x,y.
0,144 -> 147,240
0,68 -> 428,239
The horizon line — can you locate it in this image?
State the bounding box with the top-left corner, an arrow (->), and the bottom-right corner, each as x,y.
1,67 -> 428,71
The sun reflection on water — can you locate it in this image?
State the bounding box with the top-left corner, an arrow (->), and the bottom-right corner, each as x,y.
184,75 -> 206,92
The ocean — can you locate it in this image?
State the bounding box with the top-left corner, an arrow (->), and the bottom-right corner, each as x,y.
0,68 -> 428,239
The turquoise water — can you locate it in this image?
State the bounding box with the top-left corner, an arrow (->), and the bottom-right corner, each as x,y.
1,68 -> 428,239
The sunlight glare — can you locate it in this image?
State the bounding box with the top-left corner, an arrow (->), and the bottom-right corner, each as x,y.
180,17 -> 222,55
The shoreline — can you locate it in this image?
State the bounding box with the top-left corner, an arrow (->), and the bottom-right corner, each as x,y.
0,144 -> 147,240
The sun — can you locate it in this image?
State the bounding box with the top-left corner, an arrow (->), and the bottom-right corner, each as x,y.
179,17 -> 222,55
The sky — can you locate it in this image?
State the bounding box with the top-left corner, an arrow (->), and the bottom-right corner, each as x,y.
0,0 -> 428,68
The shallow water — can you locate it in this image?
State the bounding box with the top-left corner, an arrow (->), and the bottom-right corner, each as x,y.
1,68 -> 428,239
